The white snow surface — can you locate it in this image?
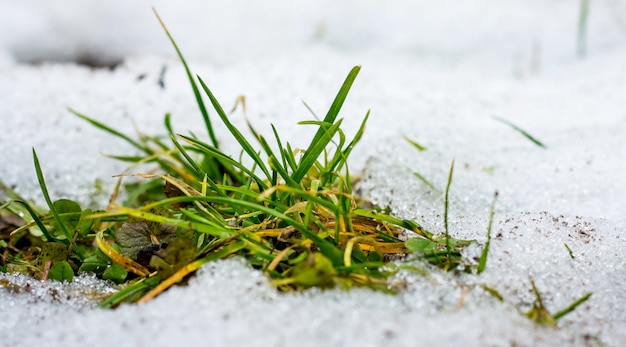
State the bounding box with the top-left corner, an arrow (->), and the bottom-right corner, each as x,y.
1,1 -> 625,346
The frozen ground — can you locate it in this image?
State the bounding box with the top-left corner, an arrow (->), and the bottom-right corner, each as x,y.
1,1 -> 625,346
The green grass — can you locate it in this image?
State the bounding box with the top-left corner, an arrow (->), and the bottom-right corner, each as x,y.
0,10 -> 591,323
578,0 -> 590,58
493,116 -> 546,148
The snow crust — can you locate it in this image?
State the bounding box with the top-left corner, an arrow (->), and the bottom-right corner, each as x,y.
1,1 -> 625,346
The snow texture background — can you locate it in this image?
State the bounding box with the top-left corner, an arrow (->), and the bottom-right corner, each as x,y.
1,1 -> 625,346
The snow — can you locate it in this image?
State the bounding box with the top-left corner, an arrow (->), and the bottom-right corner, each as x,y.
1,1 -> 625,346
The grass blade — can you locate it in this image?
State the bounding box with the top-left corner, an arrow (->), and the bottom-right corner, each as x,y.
196,76 -> 272,181
6,200 -> 55,242
292,120 -> 343,182
443,160 -> 454,268
311,66 -> 360,145
32,149 -> 71,243
205,196 -> 343,266
493,116 -> 546,148
412,171 -> 441,194
153,9 -> 218,147
293,66 -> 360,181
179,134 -> 268,191
69,108 -> 148,154
553,292 -> 593,320
477,191 -> 498,274
404,135 -> 427,151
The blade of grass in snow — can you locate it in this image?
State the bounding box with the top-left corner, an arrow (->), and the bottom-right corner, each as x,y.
577,0 -> 590,58
441,160 -> 456,270
32,149 -> 71,243
69,108 -> 147,154
477,191 -> 498,274
404,135 -> 427,151
196,76 -> 272,181
564,243 -> 575,259
293,66 -> 360,182
412,171 -> 442,194
292,120 -> 343,183
553,292 -> 593,320
178,134 -> 268,191
153,9 -> 218,147
493,116 -> 546,148
3,200 -> 55,242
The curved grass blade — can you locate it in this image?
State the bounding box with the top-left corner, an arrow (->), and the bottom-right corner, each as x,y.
292,120 -> 343,183
178,134 -> 268,191
202,196 -> 343,266
99,276 -> 161,308
196,76 -> 272,181
493,116 -> 546,148
412,171 -> 441,194
4,200 -> 55,241
477,191 -> 498,274
96,231 -> 150,277
32,149 -> 71,243
553,292 -> 593,321
153,8 -> 218,148
354,209 -> 432,239
308,66 -> 360,151
332,110 -> 369,174
443,160 -> 454,268
404,135 -> 427,151
257,134 -> 299,188
293,66 -> 361,182
69,108 -> 147,154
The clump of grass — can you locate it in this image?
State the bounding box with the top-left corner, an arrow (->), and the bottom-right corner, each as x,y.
0,12 -> 480,306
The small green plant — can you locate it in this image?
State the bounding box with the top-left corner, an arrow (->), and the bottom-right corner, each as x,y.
525,277 -> 592,326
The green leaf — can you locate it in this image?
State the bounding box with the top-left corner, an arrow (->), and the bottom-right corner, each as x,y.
48,261 -> 74,282
53,198 -> 81,231
291,253 -> 337,288
33,242 -> 68,275
406,237 -> 438,253
103,263 -> 128,284
79,255 -> 109,275
76,209 -> 95,235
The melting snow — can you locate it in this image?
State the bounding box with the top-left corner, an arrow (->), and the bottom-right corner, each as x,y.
1,1 -> 625,346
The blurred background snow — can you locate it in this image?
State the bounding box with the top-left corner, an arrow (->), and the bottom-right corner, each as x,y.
0,1 -> 625,346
